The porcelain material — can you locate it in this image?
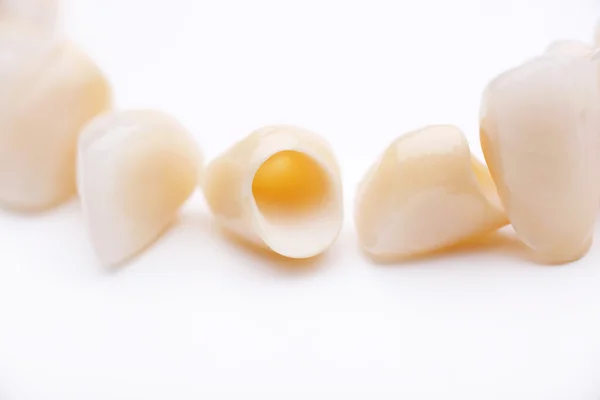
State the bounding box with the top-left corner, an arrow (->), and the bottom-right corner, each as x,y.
354,125 -> 507,260
203,125 -> 344,259
480,55 -> 600,264
0,20 -> 111,211
78,110 -> 202,267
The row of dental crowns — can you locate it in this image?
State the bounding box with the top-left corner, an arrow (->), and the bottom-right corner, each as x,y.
1,1 -> 600,267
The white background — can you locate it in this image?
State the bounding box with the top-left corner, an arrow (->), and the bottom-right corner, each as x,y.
1,0 -> 600,398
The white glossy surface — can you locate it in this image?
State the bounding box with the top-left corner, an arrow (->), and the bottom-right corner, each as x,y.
1,1 -> 600,399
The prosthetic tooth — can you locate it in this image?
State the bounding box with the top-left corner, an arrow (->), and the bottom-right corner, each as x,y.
203,125 -> 344,259
77,110 -> 203,267
354,125 -> 507,260
0,21 -> 111,211
480,55 -> 600,263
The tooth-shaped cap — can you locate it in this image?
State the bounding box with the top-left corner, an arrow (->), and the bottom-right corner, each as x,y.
203,125 -> 343,259
545,40 -> 593,57
480,55 -> 600,263
354,125 -> 507,259
0,21 -> 111,211
78,110 -> 202,267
